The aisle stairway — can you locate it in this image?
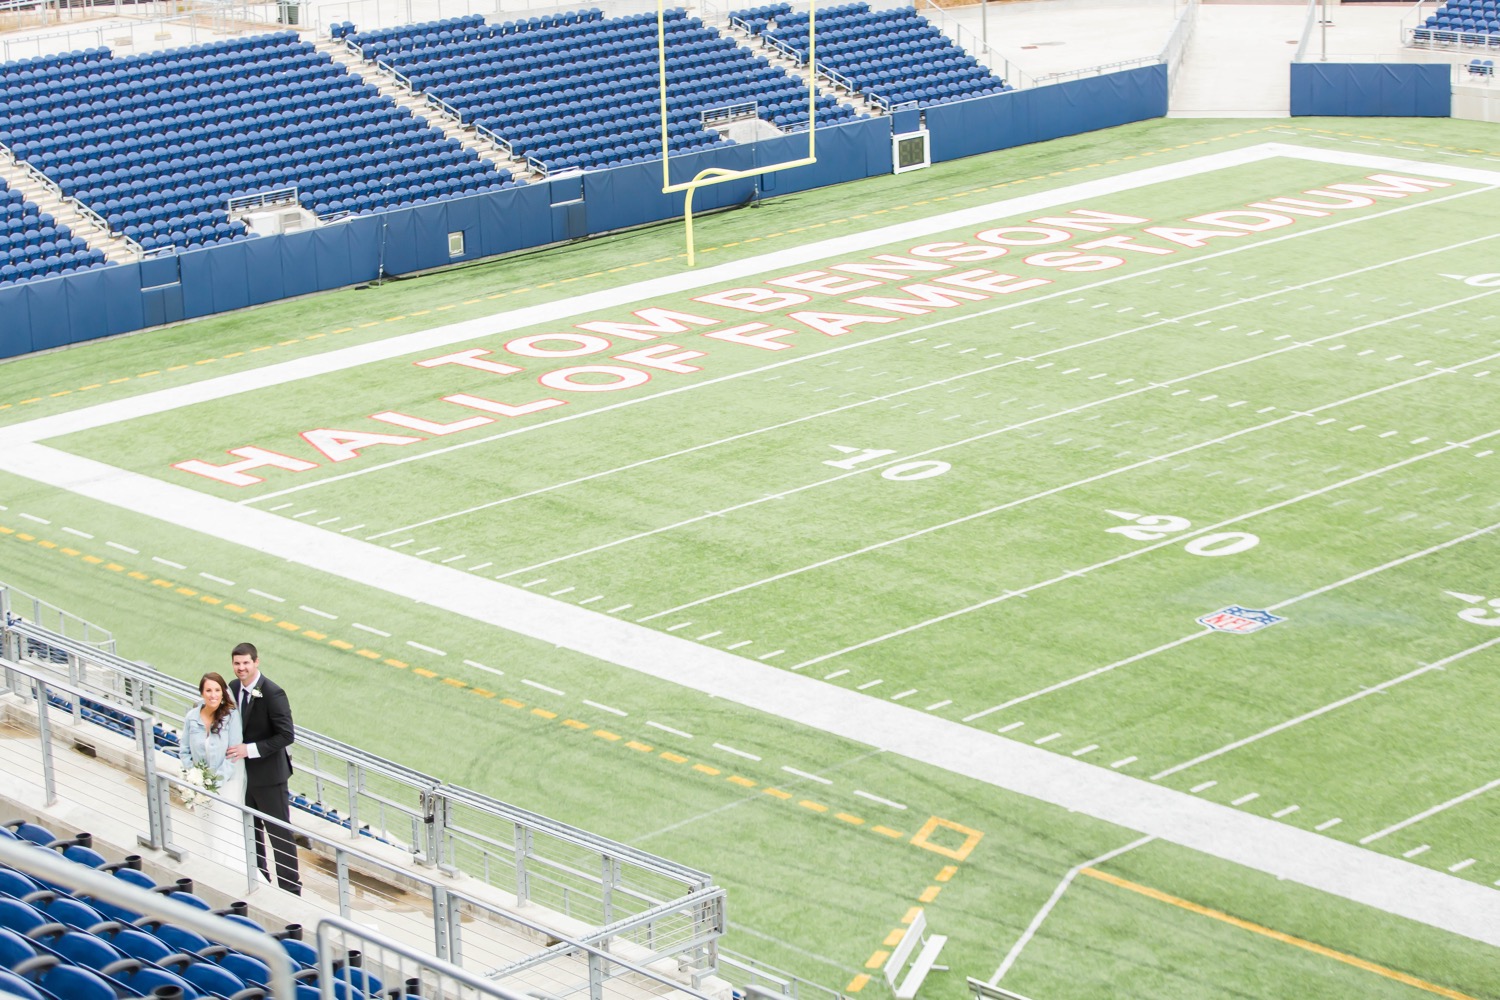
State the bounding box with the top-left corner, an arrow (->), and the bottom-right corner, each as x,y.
314,37 -> 532,179
0,154 -> 135,264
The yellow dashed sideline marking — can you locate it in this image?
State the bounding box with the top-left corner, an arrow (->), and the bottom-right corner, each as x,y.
846,974 -> 871,993
1081,868 -> 1479,1000
11,524 -> 981,855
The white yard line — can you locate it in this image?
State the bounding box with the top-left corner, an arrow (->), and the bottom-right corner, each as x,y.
646,344 -> 1500,628
789,421 -> 1499,673
991,836 -> 1155,984
1153,635 -> 1500,781
365,229 -> 1500,542
4,146 -> 1500,950
4,442 -> 1500,946
973,518 -> 1500,723
1359,779 -> 1500,845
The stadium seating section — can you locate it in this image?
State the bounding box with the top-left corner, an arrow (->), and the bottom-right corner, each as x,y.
0,817 -> 389,1000
754,2 -> 1011,108
0,179 -> 108,287
0,4 -> 1000,287
0,34 -> 514,258
1413,0 -> 1500,43
343,9 -> 858,172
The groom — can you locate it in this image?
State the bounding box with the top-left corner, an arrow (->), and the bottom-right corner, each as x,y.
225,642 -> 301,895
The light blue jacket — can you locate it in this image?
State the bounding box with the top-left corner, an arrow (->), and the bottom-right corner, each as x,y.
181,702 -> 243,785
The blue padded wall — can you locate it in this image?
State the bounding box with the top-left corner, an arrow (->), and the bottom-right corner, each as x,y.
1290,63 -> 1451,117
927,64 -> 1167,162
0,67 -> 1173,359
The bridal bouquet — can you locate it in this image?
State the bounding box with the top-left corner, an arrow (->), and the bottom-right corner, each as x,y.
179,760 -> 222,812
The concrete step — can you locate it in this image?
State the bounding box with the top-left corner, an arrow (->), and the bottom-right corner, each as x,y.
0,151 -> 137,264
726,25 -> 885,119
315,39 -> 533,181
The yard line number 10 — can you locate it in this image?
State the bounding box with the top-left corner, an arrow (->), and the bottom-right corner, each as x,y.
824,445 -> 951,480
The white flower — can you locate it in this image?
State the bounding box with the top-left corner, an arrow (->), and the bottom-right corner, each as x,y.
177,758 -> 220,812
249,688 -> 263,700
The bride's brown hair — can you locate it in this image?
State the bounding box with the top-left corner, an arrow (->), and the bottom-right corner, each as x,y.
199,672 -> 233,735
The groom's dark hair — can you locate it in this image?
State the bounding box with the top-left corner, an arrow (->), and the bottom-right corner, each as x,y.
231,642 -> 259,660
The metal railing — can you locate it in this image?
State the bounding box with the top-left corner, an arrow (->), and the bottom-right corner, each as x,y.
0,583 -> 113,653
1160,0 -> 1199,90
0,837 -> 300,999
227,185 -> 302,214
0,609 -> 718,937
702,101 -> 759,127
318,914 -> 533,1000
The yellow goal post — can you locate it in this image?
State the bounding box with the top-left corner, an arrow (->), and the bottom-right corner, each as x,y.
657,0 -> 818,265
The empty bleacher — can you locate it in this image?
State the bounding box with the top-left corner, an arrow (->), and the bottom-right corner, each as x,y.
343,9 -> 859,174
1,819 -> 351,1000
2,604 -> 733,1000
756,2 -> 1012,109
0,32 -> 515,256
1413,0 -> 1500,45
0,176 -> 108,287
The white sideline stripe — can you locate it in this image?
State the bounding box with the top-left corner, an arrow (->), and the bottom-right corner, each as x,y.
802,428 -> 1500,674
661,341 -> 1500,634
983,516 -> 1500,725
18,513 -> 48,524
61,527 -> 92,539
151,557 -> 185,569
3,147 -> 1500,946
646,721 -> 693,739
514,287 -> 1500,595
1273,806 -> 1300,819
991,835 -> 1155,984
407,640 -> 446,656
7,443 -> 1500,947
521,679 -> 564,696
0,147 -> 1316,454
199,573 -> 235,586
299,605 -> 336,620
1359,779 -> 1500,845
1153,633 -> 1500,781
247,588 -> 284,603
782,766 -> 833,785
714,742 -> 760,761
854,790 -> 907,810
583,699 -> 627,717
351,623 -> 390,637
105,541 -> 137,554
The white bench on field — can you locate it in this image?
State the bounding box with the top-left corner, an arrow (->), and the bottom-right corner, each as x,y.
883,908 -> 947,1000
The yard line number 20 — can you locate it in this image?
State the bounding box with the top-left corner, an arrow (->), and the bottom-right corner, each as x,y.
1105,509 -> 1260,557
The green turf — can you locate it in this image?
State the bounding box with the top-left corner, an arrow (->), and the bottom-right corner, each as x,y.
5,116 -> 1500,1000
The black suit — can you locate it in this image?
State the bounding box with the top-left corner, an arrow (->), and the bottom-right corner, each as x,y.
230,673 -> 300,894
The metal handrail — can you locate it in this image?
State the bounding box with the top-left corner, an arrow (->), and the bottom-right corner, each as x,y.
0,838 -> 299,999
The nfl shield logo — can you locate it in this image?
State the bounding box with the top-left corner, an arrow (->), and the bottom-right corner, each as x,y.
1197,606 -> 1286,634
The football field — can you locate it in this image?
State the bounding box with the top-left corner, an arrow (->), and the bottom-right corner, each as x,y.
3,117 -> 1500,999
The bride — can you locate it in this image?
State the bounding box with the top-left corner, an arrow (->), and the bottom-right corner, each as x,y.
180,671 -> 248,868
